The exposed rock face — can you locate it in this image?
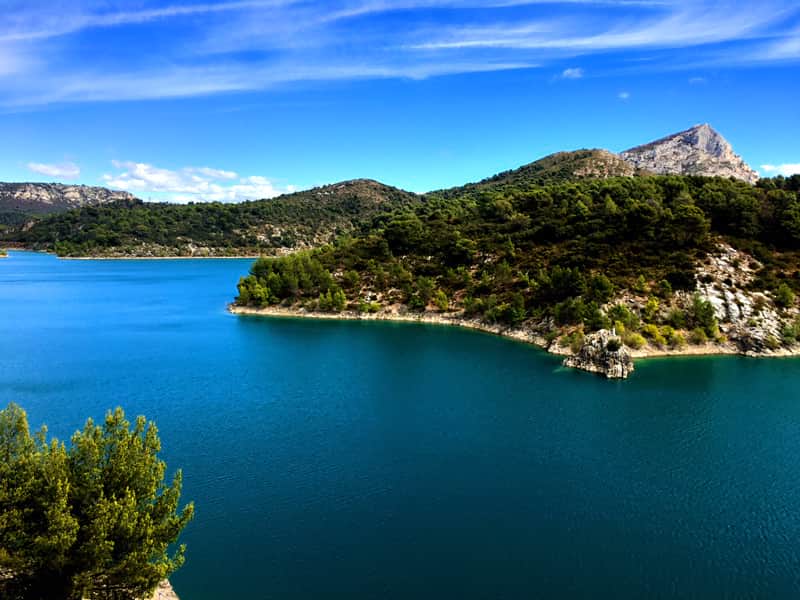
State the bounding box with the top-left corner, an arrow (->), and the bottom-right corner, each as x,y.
620,124 -> 759,184
692,244 -> 796,355
563,329 -> 635,379
146,579 -> 179,600
0,183 -> 136,215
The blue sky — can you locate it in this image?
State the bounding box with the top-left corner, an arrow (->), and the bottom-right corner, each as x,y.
1,0 -> 799,200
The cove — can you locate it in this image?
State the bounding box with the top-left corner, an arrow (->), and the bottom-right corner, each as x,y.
3,251 -> 800,598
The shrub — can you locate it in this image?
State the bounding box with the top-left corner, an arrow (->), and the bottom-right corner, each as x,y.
775,283 -> 795,308
642,323 -> 666,347
667,308 -> 688,329
433,289 -> 449,312
607,304 -> 639,331
606,337 -> 622,352
622,332 -> 646,349
358,300 -> 381,313
690,327 -> 708,345
668,330 -> 687,349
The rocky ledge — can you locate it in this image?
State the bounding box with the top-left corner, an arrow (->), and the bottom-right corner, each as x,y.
562,330 -> 635,379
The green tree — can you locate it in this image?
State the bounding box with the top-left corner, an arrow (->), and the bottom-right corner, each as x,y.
775,283 -> 795,308
0,404 -> 194,600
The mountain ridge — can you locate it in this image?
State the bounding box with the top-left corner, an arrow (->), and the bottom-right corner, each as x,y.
619,124 -> 759,184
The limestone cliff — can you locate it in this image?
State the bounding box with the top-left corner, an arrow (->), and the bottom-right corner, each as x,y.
563,330 -> 635,379
620,124 -> 759,183
0,182 -> 136,216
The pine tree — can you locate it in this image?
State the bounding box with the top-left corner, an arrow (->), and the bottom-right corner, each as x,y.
0,404 -> 194,600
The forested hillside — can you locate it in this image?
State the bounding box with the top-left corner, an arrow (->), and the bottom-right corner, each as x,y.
7,179 -> 420,256
0,150 -> 649,256
235,174 -> 800,353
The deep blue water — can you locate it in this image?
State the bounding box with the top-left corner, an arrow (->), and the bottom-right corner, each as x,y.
3,251 -> 800,598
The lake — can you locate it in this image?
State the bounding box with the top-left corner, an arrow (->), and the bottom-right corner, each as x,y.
3,250 -> 800,598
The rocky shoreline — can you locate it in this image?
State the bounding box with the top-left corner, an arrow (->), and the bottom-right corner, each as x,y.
229,304 -> 800,379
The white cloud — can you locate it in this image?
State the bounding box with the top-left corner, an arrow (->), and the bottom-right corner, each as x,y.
688,76 -> 707,84
761,163 -> 800,176
618,90 -> 630,100
188,166 -> 238,180
102,160 -> 292,202
0,1 -> 798,106
560,67 -> 584,79
27,161 -> 80,179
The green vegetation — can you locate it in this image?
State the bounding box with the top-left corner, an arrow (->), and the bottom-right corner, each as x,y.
4,180 -> 420,256
234,175 -> 800,350
0,403 -> 193,600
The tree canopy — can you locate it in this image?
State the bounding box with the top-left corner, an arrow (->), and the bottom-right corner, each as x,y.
0,404 -> 193,600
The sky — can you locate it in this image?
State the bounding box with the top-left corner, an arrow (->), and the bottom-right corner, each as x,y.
0,0 -> 798,201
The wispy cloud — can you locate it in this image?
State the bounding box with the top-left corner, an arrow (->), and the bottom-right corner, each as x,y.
27,161 -> 80,179
618,90 -> 631,100
761,163 -> 800,177
560,67 -> 584,79
102,160 -> 294,202
0,1 -> 798,106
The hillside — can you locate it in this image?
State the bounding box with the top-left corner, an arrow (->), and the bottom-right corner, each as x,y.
233,173 -> 800,376
8,179 -> 420,257
434,149 -> 641,199
620,124 -> 759,183
2,124 -> 765,258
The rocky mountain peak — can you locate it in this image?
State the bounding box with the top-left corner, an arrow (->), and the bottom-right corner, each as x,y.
620,124 -> 759,184
0,183 -> 137,216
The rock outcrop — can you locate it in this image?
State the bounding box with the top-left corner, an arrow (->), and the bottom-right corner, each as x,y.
563,330 -> 635,379
692,244 -> 796,355
620,124 -> 759,184
0,183 -> 136,216
146,579 -> 179,600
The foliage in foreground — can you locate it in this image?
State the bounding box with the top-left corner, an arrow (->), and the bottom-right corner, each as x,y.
0,404 -> 194,600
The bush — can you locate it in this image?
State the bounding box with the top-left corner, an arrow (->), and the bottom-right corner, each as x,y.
358,300 -> 381,313
559,330 -> 585,353
667,308 -> 688,329
668,330 -> 687,349
622,332 -> 646,349
690,327 -> 708,344
775,283 -> 795,308
433,289 -> 449,312
606,337 -> 622,352
607,304 -> 639,331
642,323 -> 666,347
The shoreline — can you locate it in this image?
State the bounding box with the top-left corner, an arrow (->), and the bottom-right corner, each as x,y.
60,255 -> 260,260
229,305 -> 800,363
1,249 -> 258,260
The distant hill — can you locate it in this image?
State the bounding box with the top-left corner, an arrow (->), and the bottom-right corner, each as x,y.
8,179 -> 421,256
620,124 -> 759,183
0,183 -> 136,225
1,124 -> 766,256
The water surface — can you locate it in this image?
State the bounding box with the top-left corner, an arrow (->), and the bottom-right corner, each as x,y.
2,251 -> 800,598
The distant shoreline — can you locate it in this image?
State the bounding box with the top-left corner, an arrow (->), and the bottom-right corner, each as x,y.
229,304 -> 800,363
60,255 -> 259,260
1,249 -> 258,260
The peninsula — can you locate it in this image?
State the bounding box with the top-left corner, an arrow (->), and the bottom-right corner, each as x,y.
230,126 -> 800,378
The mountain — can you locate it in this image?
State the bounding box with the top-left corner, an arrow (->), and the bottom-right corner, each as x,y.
0,183 -> 136,215
1,124 -> 768,255
620,124 -> 759,183
435,149 -> 641,199
8,178 -> 421,256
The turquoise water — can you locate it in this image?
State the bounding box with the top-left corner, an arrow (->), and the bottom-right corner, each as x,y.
3,251 -> 800,598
